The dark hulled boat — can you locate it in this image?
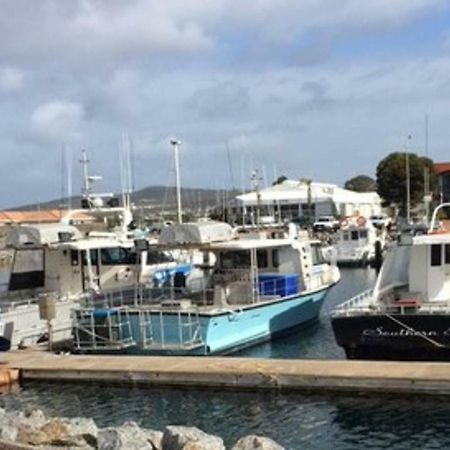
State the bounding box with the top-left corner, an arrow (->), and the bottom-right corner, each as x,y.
331,204 -> 450,361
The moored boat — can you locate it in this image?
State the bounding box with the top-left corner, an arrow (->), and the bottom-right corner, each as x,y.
331,203 -> 450,361
334,216 -> 385,266
72,221 -> 341,355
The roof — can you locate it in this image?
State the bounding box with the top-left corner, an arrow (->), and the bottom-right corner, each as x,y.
236,180 -> 380,205
434,162 -> 450,175
204,238 -> 295,251
0,209 -> 93,225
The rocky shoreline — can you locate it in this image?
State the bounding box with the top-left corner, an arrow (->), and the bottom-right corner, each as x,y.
0,407 -> 284,449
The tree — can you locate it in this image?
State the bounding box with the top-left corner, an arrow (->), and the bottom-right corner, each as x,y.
344,175 -> 376,192
376,152 -> 436,214
272,175 -> 288,186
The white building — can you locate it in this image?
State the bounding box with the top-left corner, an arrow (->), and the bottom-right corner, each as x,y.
236,179 -> 381,223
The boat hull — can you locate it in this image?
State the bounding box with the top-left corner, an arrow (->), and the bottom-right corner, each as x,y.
332,314 -> 450,361
77,287 -> 331,356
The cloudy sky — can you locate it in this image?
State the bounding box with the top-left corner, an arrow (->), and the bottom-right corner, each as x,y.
1,0 -> 449,208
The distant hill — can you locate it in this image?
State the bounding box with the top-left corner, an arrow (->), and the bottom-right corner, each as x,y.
11,185 -> 241,212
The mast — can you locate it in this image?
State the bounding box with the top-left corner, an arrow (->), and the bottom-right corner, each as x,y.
170,139 -> 183,224
406,135 -> 411,224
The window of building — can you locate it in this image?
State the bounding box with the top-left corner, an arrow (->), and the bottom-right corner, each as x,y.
351,230 -> 359,240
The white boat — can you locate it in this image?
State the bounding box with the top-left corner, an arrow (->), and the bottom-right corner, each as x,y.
0,151 -> 193,351
334,216 -> 384,266
73,221 -> 341,355
331,203 -> 450,361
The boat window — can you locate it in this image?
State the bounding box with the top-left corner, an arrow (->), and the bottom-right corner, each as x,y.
100,247 -> 137,265
220,251 -> 250,269
9,249 -> 45,291
82,249 -> 98,266
272,249 -> 279,268
147,249 -> 173,264
359,230 -> 368,239
343,232 -> 349,241
431,244 -> 442,266
71,250 -> 79,266
257,249 -> 268,268
311,244 -> 325,265
351,230 -> 359,240
445,244 -> 450,265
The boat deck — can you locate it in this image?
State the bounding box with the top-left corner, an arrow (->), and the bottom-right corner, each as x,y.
4,348 -> 450,395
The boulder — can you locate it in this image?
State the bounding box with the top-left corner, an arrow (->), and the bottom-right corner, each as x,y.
144,429 -> 163,450
230,435 -> 285,450
162,426 -> 225,450
98,421 -> 154,450
63,416 -> 99,448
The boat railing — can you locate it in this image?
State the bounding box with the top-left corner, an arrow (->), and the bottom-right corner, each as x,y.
332,289 -> 375,316
73,307 -> 135,351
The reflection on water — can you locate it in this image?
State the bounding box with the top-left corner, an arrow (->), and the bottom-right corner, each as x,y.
3,268 -> 441,450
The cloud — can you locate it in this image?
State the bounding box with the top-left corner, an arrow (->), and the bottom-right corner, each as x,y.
30,100 -> 84,143
187,81 -> 250,120
0,0 -> 445,68
0,67 -> 25,91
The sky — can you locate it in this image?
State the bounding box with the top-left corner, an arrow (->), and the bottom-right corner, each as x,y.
1,0 -> 450,208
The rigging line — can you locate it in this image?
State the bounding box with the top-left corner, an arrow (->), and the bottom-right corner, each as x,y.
384,312 -> 447,348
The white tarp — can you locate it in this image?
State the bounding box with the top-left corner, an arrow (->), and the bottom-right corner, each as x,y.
5,224 -> 82,247
158,222 -> 234,245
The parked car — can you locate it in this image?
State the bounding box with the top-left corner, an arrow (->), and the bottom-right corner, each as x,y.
369,214 -> 391,229
313,215 -> 340,232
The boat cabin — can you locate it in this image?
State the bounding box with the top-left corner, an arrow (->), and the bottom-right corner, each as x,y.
3,223 -> 182,299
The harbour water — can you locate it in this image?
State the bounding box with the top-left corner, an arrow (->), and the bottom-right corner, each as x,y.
1,268 -> 448,449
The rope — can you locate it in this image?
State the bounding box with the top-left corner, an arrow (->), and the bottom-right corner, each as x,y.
384,313 -> 448,349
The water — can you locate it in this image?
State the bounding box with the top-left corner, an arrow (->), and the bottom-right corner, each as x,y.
2,268 -> 448,450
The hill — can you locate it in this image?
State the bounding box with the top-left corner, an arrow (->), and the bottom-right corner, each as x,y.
11,185 -> 240,212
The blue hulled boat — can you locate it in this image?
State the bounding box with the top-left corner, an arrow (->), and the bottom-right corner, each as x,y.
73,222 -> 341,355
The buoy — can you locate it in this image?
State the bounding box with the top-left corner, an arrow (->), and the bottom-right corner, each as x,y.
356,216 -> 366,227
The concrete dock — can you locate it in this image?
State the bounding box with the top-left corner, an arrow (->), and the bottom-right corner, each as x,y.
3,349 -> 450,395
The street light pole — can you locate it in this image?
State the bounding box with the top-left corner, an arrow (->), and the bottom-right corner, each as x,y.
170,139 -> 183,224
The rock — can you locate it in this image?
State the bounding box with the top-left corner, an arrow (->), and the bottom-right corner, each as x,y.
230,435 -> 285,450
63,416 -> 98,447
0,411 -> 18,442
144,429 -> 163,450
162,426 -> 225,450
98,421 -> 153,450
17,419 -> 69,446
0,420 -> 18,443
20,408 -> 47,429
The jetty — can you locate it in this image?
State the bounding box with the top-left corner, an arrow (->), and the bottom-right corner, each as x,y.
3,349 -> 450,395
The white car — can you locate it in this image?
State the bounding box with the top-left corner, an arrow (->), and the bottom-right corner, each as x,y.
313,216 -> 340,232
369,214 -> 390,229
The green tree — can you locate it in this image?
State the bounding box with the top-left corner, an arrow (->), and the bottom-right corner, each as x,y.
344,175 -> 376,192
376,152 -> 436,214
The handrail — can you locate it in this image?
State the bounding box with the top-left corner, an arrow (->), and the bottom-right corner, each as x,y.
429,202 -> 450,233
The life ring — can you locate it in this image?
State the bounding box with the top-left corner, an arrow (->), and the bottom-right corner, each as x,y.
356,216 -> 367,227
339,217 -> 349,227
